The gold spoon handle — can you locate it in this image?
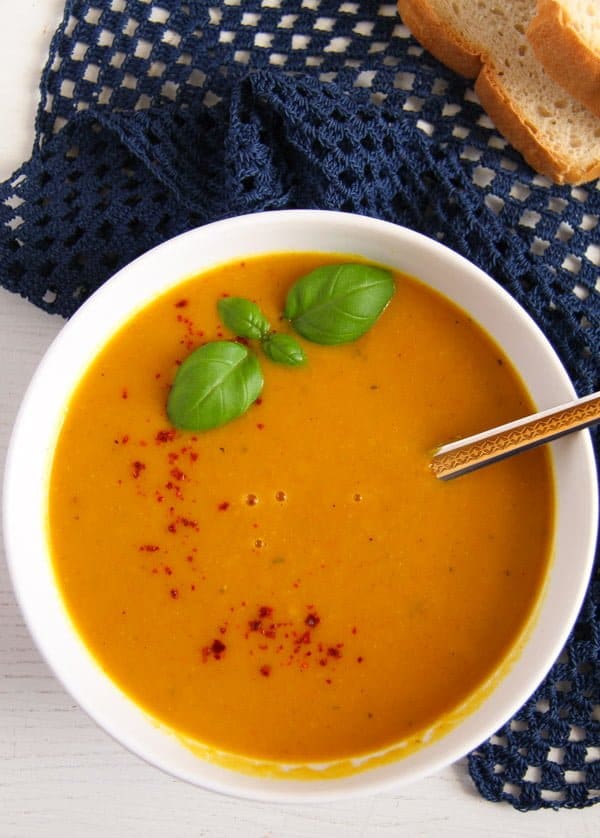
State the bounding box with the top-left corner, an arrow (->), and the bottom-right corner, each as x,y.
431,391 -> 600,481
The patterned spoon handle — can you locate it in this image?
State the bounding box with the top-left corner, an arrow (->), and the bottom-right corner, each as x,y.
431,391 -> 600,481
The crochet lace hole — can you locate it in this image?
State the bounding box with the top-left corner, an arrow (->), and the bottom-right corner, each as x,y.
72,284 -> 89,301
102,252 -> 119,271
97,221 -> 113,241
64,228 -> 84,248
149,6 -> 169,24
127,219 -> 145,236
7,262 -> 25,281
40,260 -> 57,279
42,287 -> 58,305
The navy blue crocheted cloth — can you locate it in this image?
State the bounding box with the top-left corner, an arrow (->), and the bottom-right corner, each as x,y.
1,1 -> 598,810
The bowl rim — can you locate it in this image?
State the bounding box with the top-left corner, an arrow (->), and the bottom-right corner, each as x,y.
3,209 -> 598,802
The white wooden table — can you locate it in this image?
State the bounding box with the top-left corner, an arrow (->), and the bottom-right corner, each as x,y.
0,3 -> 597,835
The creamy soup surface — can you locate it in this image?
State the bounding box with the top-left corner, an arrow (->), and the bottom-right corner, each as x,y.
48,253 -> 553,765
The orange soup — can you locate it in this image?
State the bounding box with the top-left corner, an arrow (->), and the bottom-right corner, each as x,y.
48,253 -> 553,768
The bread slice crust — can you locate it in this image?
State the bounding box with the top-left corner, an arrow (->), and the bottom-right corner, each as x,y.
397,0 -> 600,184
397,0 -> 483,77
528,0 -> 600,118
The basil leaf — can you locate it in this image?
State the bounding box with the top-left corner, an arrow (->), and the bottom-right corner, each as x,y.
167,341 -> 263,431
262,333 -> 307,366
217,297 -> 271,340
284,263 -> 394,345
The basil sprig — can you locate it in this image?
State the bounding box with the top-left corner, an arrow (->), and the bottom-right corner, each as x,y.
167,341 -> 263,431
284,263 -> 394,345
262,333 -> 306,366
217,297 -> 271,340
167,262 -> 395,431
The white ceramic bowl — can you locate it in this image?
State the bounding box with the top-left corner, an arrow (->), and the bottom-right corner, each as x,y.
3,210 -> 598,802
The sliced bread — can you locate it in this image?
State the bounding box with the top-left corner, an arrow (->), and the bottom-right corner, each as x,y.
528,0 -> 600,117
397,0 -> 600,184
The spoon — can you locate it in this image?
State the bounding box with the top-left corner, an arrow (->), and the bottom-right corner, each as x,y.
431,390 -> 600,480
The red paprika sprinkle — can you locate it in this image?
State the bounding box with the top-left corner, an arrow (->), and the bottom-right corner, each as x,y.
131,461 -> 145,479
175,299 -> 188,308
260,665 -> 271,677
258,606 -> 273,618
121,388 -> 128,399
170,467 -> 185,481
201,638 -> 226,662
165,481 -> 183,500
170,588 -> 179,599
155,429 -> 176,443
139,544 -> 160,552
218,501 -> 230,511
256,423 -> 265,430
305,612 -> 320,628
327,647 -> 341,659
